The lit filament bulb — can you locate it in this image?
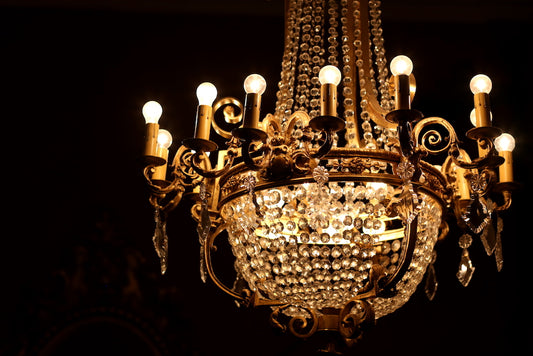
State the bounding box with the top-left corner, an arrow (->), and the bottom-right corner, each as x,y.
390,55 -> 413,110
142,100 -> 163,124
196,82 -> 218,106
194,82 -> 217,141
494,133 -> 515,183
470,74 -> 492,127
152,129 -> 173,182
318,65 -> 341,117
242,74 -> 266,129
142,100 -> 163,158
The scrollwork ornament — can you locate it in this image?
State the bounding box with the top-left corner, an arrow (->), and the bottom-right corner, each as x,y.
339,298 -> 375,343
270,305 -> 319,339
413,116 -> 459,155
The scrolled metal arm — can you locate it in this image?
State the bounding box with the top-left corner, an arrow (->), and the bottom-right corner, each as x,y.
190,147 -> 238,178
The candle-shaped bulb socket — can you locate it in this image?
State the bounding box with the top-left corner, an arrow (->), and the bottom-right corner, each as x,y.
142,100 -> 162,158
318,65 -> 341,117
194,82 -> 217,141
390,55 -> 413,110
471,74 -> 492,127
495,133 -> 515,183
241,74 -> 266,129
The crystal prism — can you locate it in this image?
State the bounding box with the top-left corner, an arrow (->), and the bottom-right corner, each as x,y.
480,220 -> 497,256
461,198 -> 491,234
456,249 -> 475,287
152,208 -> 169,275
199,244 -> 207,283
390,183 -> 421,224
424,263 -> 438,301
494,216 -> 504,271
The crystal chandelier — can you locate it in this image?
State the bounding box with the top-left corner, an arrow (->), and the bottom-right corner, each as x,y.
140,0 -> 517,351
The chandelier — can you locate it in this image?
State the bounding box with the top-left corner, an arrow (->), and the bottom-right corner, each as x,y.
140,0 -> 517,351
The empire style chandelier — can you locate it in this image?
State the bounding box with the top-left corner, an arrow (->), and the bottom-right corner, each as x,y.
140,0 -> 517,351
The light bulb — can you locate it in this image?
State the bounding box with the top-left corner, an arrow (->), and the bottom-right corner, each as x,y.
470,74 -> 492,94
318,65 -> 342,85
243,74 -> 266,95
494,133 -> 515,152
470,108 -> 493,126
196,82 -> 218,106
157,129 -> 173,149
390,55 -> 413,76
470,109 -> 477,126
142,101 -> 163,124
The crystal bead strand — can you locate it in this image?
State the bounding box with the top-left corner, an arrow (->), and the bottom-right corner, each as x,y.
275,0 -> 301,121
352,1 -> 375,148
369,0 -> 393,111
369,0 -> 397,149
340,0 -> 359,148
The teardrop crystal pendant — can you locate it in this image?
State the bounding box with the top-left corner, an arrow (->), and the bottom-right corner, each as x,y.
424,251 -> 438,301
457,234 -> 475,287
457,248 -> 475,287
153,207 -> 169,275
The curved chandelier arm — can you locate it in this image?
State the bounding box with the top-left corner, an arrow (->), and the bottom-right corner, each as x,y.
203,223 -> 247,302
379,216 -> 419,295
449,143 -> 502,170
301,129 -> 336,159
241,140 -> 266,171
312,130 -> 336,158
190,149 -> 237,179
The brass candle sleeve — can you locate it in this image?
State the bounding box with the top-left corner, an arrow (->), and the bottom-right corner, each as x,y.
194,105 -> 213,140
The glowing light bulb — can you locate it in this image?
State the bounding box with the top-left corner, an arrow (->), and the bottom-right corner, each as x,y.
390,55 -> 413,76
142,101 -> 163,124
494,133 -> 515,152
318,65 -> 342,85
243,74 -> 266,95
157,129 -> 173,149
470,74 -> 492,94
470,108 -> 493,126
470,109 -> 477,126
196,82 -> 218,106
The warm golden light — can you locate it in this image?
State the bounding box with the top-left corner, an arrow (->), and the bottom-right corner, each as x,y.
142,100 -> 163,124
390,55 -> 413,76
470,74 -> 492,94
494,133 -> 515,152
157,129 -> 173,149
243,74 -> 266,95
196,82 -> 218,106
318,65 -> 342,86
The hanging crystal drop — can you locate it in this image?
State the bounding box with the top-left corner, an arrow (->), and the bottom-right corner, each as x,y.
424,250 -> 438,301
390,183 -> 421,224
197,182 -> 211,283
152,207 -> 169,275
197,183 -> 211,241
457,234 -> 475,287
479,219 -> 497,256
461,197 -> 492,234
494,215 -> 504,272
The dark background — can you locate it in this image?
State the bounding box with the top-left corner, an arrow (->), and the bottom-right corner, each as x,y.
1,1 -> 532,355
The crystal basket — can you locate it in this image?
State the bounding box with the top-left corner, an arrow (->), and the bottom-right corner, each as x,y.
220,148 -> 444,320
